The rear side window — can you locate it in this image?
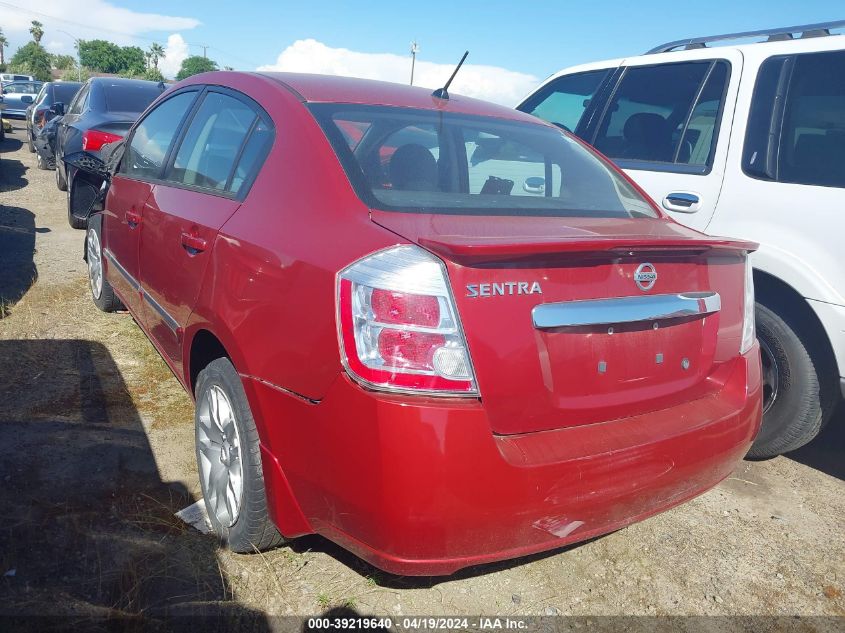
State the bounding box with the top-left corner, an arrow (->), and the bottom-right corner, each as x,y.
591,61 -> 729,170
169,92 -> 258,192
520,70 -> 610,133
67,84 -> 89,115
124,91 -> 197,180
103,82 -> 163,114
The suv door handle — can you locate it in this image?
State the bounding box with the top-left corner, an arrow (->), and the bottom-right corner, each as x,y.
181,232 -> 207,254
125,209 -> 141,227
663,192 -> 701,213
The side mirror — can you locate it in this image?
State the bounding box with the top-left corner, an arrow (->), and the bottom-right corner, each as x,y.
51,102 -> 65,116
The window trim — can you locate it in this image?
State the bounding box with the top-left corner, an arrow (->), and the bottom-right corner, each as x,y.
586,59 -> 733,176
516,68 -> 614,133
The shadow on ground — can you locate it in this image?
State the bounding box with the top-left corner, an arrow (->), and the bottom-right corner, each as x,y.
787,402 -> 845,481
0,136 -> 28,193
0,340 -> 270,631
0,206 -> 42,316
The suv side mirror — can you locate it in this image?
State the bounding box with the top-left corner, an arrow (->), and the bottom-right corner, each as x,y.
51,102 -> 65,116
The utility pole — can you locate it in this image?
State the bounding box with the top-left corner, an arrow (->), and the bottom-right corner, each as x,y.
58,29 -> 81,81
201,44 -> 209,59
410,40 -> 419,85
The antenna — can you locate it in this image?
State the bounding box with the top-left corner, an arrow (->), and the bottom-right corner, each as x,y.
432,50 -> 468,100
410,40 -> 419,85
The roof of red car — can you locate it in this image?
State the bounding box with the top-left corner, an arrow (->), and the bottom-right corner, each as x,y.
255,72 -> 540,123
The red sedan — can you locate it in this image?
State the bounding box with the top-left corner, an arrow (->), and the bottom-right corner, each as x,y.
85,71 -> 762,576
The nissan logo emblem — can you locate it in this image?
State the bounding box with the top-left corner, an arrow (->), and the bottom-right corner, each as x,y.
634,263 -> 657,291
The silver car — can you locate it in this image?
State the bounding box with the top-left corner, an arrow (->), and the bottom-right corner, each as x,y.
1,81 -> 44,120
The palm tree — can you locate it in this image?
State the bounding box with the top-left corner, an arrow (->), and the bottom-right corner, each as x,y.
30,20 -> 44,45
148,43 -> 165,70
0,29 -> 7,66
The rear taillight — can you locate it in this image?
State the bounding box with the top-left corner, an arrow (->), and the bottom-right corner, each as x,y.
337,245 -> 477,395
82,129 -> 123,151
740,257 -> 756,354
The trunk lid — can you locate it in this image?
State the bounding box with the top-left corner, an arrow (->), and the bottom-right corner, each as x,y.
373,211 -> 755,435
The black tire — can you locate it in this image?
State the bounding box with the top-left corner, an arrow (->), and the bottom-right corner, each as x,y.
0,124 -> 5,142
27,130 -> 35,152
35,152 -> 50,170
194,357 -> 284,553
67,173 -> 89,229
86,214 -> 123,313
56,160 -> 68,191
748,302 -> 838,458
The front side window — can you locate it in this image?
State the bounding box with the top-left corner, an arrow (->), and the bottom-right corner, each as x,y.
124,91 -> 197,180
169,92 -> 258,192
519,69 -> 610,133
311,105 -> 656,218
591,61 -> 729,169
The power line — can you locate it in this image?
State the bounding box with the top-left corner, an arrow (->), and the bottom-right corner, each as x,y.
0,0 -> 261,68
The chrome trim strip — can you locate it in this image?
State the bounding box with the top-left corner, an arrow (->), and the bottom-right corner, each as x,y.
143,291 -> 180,334
103,248 -> 140,291
532,292 -> 721,329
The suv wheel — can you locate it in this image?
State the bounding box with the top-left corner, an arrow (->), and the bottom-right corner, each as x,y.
748,302 -> 837,458
194,358 -> 284,553
86,214 -> 122,312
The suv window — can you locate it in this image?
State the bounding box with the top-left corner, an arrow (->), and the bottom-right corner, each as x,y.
124,91 -> 197,180
756,51 -> 845,187
169,92 -> 258,192
520,69 -> 610,133
591,61 -> 729,169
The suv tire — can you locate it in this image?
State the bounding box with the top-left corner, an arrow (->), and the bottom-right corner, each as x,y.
748,302 -> 837,458
194,358 -> 285,553
56,162 -> 68,191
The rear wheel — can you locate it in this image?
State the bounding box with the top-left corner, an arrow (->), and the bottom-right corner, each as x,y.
195,358 -> 284,553
56,161 -> 68,191
67,173 -> 90,229
27,129 -> 35,152
36,152 -> 50,170
86,214 -> 122,313
748,302 -> 837,458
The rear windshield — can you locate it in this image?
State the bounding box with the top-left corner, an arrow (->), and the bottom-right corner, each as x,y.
310,104 -> 656,218
53,83 -> 81,103
103,82 -> 162,114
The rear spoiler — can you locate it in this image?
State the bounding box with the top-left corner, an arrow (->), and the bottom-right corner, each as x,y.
419,236 -> 758,264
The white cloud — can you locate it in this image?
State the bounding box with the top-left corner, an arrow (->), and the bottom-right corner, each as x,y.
2,0 -> 199,56
258,39 -> 538,106
158,33 -> 190,79
44,40 -> 66,54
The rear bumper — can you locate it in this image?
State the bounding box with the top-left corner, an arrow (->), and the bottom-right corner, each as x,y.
244,348 -> 761,576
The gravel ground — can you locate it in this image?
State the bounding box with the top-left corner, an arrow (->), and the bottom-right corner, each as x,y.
0,125 -> 843,631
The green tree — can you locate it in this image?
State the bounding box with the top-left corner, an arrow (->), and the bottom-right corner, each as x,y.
176,55 -> 217,80
29,20 -> 44,45
52,54 -> 77,70
0,29 -> 7,66
79,39 -> 123,73
148,43 -> 165,70
9,41 -> 51,81
120,45 -> 146,76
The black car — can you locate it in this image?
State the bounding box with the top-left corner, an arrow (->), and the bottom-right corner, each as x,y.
54,77 -> 165,228
26,81 -> 82,159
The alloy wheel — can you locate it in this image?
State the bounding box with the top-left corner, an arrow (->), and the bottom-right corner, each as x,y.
86,227 -> 103,300
196,385 -> 244,528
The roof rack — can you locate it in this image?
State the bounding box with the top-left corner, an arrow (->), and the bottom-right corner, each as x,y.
647,20 -> 845,54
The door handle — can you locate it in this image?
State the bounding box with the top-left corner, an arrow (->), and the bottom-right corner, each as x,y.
125,209 -> 141,228
662,192 -> 701,214
181,232 -> 207,254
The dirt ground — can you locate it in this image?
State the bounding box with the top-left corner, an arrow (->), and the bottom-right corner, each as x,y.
0,125 -> 843,630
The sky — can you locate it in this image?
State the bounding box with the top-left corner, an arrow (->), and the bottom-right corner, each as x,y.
0,0 -> 841,105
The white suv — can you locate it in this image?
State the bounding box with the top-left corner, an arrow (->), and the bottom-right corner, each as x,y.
519,21 -> 845,458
